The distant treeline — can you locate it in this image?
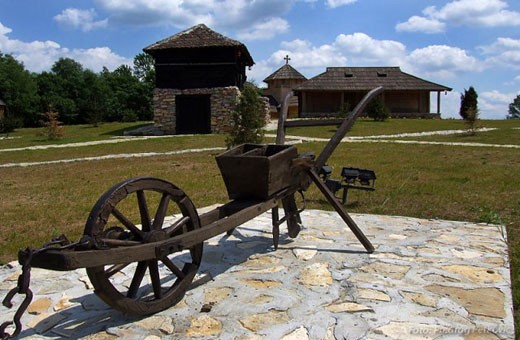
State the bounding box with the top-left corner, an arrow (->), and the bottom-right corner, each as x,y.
0,52 -> 155,128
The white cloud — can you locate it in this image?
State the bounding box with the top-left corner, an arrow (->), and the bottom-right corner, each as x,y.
69,47 -> 131,71
236,18 -> 289,40
54,8 -> 108,32
95,0 -> 294,41
277,39 -> 346,68
334,33 -> 406,65
259,33 -> 482,82
396,0 -> 520,33
0,22 -> 11,36
480,90 -> 519,119
406,45 -> 483,78
98,0 -> 214,27
395,16 -> 446,33
326,0 -> 357,9
0,22 -> 130,72
479,37 -> 520,69
428,0 -> 520,27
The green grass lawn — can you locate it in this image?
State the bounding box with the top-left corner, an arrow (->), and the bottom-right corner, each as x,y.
0,121 -> 154,149
1,119 -> 519,333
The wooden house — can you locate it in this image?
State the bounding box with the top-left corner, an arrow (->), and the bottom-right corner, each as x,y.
263,56 -> 307,118
293,67 -> 452,118
144,24 -> 254,134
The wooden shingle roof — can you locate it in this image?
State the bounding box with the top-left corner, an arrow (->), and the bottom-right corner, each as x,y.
294,67 -> 451,92
263,64 -> 307,83
143,24 -> 254,65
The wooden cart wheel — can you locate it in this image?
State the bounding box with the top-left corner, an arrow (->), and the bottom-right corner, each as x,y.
84,177 -> 203,316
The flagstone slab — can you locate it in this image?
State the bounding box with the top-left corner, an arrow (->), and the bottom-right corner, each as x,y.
0,209 -> 514,339
426,285 -> 506,319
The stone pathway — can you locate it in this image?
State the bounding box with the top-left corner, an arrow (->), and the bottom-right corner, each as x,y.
264,127 -> 520,149
0,135 -> 180,153
0,147 -> 226,168
0,209 -> 514,339
2,127 -> 518,168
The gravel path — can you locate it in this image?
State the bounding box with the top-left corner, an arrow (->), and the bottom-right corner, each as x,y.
0,147 -> 226,168
1,127 -> 517,168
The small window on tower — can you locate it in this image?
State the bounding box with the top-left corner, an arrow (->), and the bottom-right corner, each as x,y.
377,72 -> 387,77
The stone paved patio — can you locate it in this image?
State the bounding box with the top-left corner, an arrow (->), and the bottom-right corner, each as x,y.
0,209 -> 514,339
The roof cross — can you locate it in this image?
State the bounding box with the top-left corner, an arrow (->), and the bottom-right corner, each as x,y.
284,55 -> 291,65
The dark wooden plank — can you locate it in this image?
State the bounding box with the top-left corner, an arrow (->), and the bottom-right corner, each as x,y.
283,119 -> 344,128
308,169 -> 374,253
31,197 -> 281,271
172,198 -> 278,250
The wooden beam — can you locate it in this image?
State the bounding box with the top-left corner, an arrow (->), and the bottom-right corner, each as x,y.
437,91 -> 441,114
284,119 -> 343,128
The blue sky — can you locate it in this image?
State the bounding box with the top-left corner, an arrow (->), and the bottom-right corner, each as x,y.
0,0 -> 519,119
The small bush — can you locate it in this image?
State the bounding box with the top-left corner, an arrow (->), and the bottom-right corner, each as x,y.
366,98 -> 389,121
338,102 -> 352,118
0,117 -> 19,134
460,86 -> 479,134
226,82 -> 266,148
40,111 -> 64,140
122,110 -> 138,122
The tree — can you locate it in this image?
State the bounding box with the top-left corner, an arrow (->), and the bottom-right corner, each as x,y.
0,53 -> 39,126
133,53 -> 155,84
226,82 -> 267,148
39,111 -> 64,140
101,65 -> 150,122
459,86 -> 479,134
81,70 -> 109,126
133,53 -> 155,121
459,86 -> 478,120
508,94 -> 520,119
366,97 -> 389,121
50,58 -> 85,124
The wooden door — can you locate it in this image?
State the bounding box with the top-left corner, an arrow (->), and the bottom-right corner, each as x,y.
176,95 -> 211,134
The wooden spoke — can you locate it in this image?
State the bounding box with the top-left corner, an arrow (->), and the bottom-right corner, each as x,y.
127,261 -> 148,299
161,257 -> 185,279
84,177 -> 203,316
112,207 -> 144,239
164,216 -> 190,236
149,261 -> 162,299
105,263 -> 130,278
152,193 -> 170,230
137,190 -> 152,232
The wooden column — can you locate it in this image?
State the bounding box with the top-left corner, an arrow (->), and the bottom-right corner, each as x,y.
437,91 -> 441,114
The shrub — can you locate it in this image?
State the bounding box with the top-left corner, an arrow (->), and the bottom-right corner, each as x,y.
122,110 -> 138,122
226,82 -> 266,148
459,87 -> 479,134
366,98 -> 389,121
0,116 -> 19,134
40,111 -> 64,140
459,86 -> 478,120
338,102 -> 352,118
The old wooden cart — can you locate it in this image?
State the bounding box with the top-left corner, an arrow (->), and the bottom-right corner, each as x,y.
1,87 -> 382,339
